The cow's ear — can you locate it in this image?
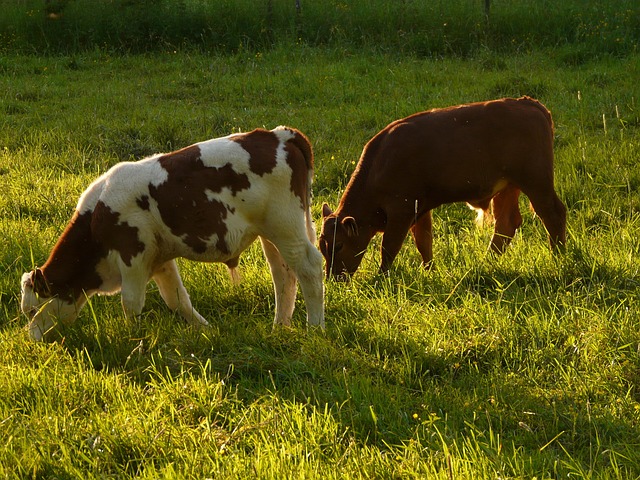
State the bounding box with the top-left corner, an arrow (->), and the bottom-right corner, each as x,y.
342,216 -> 359,237
322,203 -> 333,218
32,268 -> 50,296
22,271 -> 34,290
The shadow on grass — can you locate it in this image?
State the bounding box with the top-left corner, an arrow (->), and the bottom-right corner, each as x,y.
38,283 -> 635,471
5,240 -> 638,476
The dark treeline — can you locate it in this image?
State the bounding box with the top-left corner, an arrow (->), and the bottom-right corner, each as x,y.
1,0 -> 638,56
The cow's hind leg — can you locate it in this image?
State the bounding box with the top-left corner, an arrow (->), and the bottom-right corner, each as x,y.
152,260 -> 209,326
526,190 -> 567,251
261,236 -> 324,329
410,210 -> 434,269
489,185 -> 523,254
260,238 -> 298,328
290,241 -> 324,329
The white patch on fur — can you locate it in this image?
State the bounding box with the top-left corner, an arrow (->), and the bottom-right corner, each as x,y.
228,267 -> 242,285
273,125 -> 295,143
197,136 -> 251,170
103,158 -> 167,213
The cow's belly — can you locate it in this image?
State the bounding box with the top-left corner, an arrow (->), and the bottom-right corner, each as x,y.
181,231 -> 258,263
168,216 -> 259,264
420,176 -> 510,209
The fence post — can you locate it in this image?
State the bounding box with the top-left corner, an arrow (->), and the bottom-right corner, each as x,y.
295,0 -> 302,41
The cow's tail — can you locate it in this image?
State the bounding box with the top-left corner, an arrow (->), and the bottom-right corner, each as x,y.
278,126 -> 316,243
284,127 -> 314,173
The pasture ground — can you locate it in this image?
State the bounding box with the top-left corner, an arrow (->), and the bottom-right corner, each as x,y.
1,46 -> 640,478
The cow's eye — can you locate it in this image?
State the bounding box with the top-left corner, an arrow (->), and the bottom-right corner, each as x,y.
333,242 -> 344,253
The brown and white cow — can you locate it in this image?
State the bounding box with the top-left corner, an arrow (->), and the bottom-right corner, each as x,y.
320,97 -> 567,278
21,126 -> 324,341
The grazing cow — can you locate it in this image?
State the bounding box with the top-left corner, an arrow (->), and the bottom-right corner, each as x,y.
320,96 -> 566,278
21,126 -> 324,341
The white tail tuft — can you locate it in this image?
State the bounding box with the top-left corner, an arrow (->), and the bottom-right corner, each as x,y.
228,267 -> 242,286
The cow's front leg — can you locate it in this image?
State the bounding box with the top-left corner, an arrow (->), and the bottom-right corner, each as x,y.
293,243 -> 324,329
120,264 -> 148,319
260,237 -> 297,328
152,260 -> 209,326
524,188 -> 567,252
380,213 -> 414,273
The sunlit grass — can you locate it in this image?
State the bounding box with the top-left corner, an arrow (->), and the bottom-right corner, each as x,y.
1,45 -> 639,478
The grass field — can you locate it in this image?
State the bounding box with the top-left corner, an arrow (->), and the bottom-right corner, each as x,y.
1,0 -> 639,56
1,2 -> 640,478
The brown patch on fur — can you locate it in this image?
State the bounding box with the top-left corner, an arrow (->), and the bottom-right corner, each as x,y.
284,129 -> 314,208
92,201 -> 145,266
150,145 -> 251,254
233,129 -> 279,176
136,195 -> 150,210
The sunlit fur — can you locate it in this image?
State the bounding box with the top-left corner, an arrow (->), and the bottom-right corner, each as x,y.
20,126 -> 324,341
319,97 -> 567,278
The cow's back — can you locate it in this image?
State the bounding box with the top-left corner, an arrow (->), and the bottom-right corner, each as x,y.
360,97 -> 554,200
76,128 -> 311,269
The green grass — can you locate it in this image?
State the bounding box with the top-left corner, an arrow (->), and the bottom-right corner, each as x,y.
1,0 -> 638,56
1,41 -> 640,479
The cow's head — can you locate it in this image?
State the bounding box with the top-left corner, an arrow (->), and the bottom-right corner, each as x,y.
319,203 -> 367,279
21,269 -> 83,341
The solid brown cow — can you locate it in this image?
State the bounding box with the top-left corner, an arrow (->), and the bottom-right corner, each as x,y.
21,126 -> 324,341
320,96 -> 567,278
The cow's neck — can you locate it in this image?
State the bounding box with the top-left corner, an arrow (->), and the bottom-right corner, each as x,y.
40,211 -> 103,300
336,169 -> 385,237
